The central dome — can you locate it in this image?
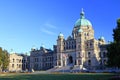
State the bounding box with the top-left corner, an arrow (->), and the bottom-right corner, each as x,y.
75,9 -> 92,27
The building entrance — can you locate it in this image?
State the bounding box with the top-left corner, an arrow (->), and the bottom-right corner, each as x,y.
69,56 -> 73,64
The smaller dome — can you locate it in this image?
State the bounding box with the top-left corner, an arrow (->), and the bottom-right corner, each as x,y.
59,32 -> 64,37
78,28 -> 83,33
31,45 -> 36,51
100,36 -> 105,40
99,36 -> 105,41
101,36 -> 105,40
10,49 -> 15,54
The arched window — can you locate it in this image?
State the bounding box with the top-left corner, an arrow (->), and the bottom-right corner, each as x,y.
88,52 -> 91,58
69,56 -> 73,64
58,61 -> 61,66
64,42 -> 65,45
84,33 -> 86,36
78,60 -> 81,65
74,45 -> 76,48
99,52 -> 101,57
78,45 -> 80,48
86,43 -> 89,47
90,43 -> 92,48
88,60 -> 91,65
13,59 -> 14,62
103,60 -> 106,65
72,45 -> 73,49
87,33 -> 89,36
99,60 -> 102,65
78,52 -> 80,58
64,47 -> 65,50
103,52 -> 106,58
68,46 -> 70,49
58,54 -> 61,59
12,64 -> 14,68
75,60 -> 76,65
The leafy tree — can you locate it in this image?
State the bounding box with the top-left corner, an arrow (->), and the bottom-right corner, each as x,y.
0,47 -> 2,71
107,19 -> 120,68
0,47 -> 10,71
2,50 -> 10,71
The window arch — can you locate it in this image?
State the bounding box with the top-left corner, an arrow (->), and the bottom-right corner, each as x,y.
103,59 -> 106,65
13,59 -> 15,62
88,60 -> 91,65
103,52 -> 106,58
78,52 -> 80,58
78,60 -> 81,65
88,52 -> 91,58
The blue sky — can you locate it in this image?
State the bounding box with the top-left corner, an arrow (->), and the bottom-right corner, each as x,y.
0,0 -> 120,53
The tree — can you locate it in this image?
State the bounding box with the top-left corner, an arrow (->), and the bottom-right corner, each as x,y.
0,47 -> 2,71
0,47 -> 10,71
107,19 -> 120,68
2,50 -> 10,71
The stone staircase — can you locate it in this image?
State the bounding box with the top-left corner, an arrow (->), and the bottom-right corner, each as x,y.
47,65 -> 83,73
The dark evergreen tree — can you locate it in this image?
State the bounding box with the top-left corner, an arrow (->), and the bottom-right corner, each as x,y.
107,19 -> 120,68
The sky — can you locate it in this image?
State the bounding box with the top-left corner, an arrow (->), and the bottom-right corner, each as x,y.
0,0 -> 120,54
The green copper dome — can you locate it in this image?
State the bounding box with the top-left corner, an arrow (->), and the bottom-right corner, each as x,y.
75,9 -> 92,27
58,32 -> 64,37
99,36 -> 105,41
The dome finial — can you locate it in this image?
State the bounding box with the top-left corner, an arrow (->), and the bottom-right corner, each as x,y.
80,8 -> 85,19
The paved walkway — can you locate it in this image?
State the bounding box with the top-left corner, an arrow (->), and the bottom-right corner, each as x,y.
31,71 -> 51,74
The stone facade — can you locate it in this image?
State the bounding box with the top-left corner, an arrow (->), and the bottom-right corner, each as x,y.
56,10 -> 107,70
30,46 -> 56,71
21,54 -> 30,71
9,53 -> 23,72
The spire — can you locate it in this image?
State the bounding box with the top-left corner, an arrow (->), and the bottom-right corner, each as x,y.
80,8 -> 85,19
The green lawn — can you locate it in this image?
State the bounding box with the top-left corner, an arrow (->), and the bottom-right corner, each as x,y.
0,73 -> 118,80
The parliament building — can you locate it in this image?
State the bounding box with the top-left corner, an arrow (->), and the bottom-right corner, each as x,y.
56,9 -> 108,70
8,9 -> 108,72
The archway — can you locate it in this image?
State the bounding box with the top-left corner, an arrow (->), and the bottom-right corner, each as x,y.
69,56 -> 73,64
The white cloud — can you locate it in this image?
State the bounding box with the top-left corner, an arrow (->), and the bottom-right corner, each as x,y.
40,23 -> 57,36
41,28 -> 56,36
44,23 -> 57,29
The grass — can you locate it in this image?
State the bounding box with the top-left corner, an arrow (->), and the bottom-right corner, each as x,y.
0,73 -> 118,80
